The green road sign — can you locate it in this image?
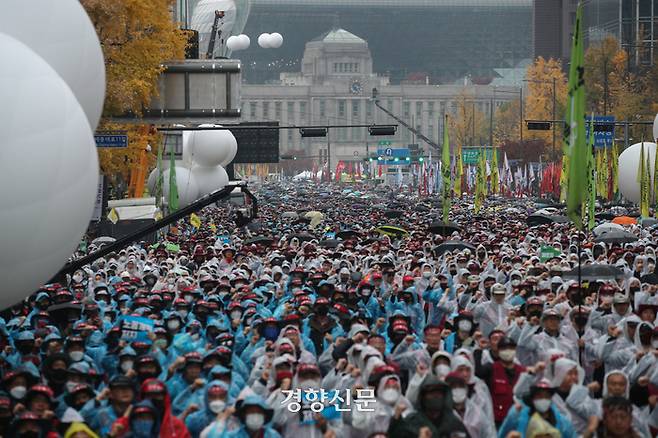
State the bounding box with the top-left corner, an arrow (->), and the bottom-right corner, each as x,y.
378,140 -> 392,147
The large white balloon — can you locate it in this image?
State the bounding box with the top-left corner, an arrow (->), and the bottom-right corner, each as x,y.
618,142 -> 657,203
191,165 -> 230,195
0,0 -> 106,130
226,35 -> 240,51
162,167 -> 200,208
188,127 -> 238,167
258,33 -> 272,48
653,114 -> 658,141
0,34 -> 99,307
237,34 -> 251,50
269,33 -> 284,49
147,160 -> 189,194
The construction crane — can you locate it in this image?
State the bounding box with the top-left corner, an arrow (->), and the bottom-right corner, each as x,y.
205,10 -> 225,59
371,87 -> 441,153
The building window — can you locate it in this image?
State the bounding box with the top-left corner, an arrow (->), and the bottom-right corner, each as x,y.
403,102 -> 410,118
275,101 -> 282,119
428,101 -> 435,116
287,101 -> 294,118
416,102 -> 422,117
352,127 -> 359,140
387,99 -> 393,111
299,101 -> 307,120
250,102 -> 257,118
319,100 -> 326,118
354,63 -> 359,73
352,100 -> 360,119
287,130 -> 293,145
338,100 -> 346,118
262,102 -> 270,119
333,63 -> 338,73
428,123 -> 434,138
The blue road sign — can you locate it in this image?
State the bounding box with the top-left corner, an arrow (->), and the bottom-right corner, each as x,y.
586,115 -> 615,148
377,148 -> 409,158
95,131 -> 128,148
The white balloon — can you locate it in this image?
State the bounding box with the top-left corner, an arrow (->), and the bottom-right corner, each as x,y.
618,142 -> 657,203
191,165 -> 230,195
0,0 -> 106,130
258,33 -> 272,48
237,34 -> 251,50
0,34 -> 98,307
226,35 -> 240,51
148,160 -> 189,194
162,167 -> 200,208
181,131 -> 195,167
188,126 -> 238,167
269,32 -> 284,49
653,114 -> 658,141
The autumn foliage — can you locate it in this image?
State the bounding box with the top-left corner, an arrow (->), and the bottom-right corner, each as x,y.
81,0 -> 188,193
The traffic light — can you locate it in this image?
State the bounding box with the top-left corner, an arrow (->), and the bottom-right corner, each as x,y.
419,157 -> 424,162
300,127 -> 328,137
368,125 -> 397,136
527,121 -> 551,130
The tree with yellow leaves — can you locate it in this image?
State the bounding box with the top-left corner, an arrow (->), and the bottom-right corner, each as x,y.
81,0 -> 187,197
449,89 -> 488,148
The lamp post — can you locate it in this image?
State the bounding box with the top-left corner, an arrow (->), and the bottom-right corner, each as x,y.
524,78 -> 558,160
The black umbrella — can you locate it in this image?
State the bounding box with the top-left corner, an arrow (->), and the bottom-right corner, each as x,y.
289,233 -> 315,242
246,221 -> 263,232
336,230 -> 359,240
384,210 -> 404,219
593,231 -> 638,244
243,236 -> 275,246
434,240 -> 476,255
414,204 -> 430,212
526,214 -> 570,227
319,239 -> 341,248
563,264 -> 624,281
428,221 -> 461,236
595,212 -> 616,221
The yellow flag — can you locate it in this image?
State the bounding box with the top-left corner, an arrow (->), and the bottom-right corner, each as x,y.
209,223 -> 217,232
190,213 -> 201,229
107,208 -> 120,224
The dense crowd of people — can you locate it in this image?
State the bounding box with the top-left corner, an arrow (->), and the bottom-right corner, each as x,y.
2,181 -> 658,438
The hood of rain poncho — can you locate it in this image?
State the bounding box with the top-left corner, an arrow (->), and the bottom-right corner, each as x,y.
602,370 -> 630,398
64,422 -> 100,438
550,357 -> 584,388
526,412 -> 561,438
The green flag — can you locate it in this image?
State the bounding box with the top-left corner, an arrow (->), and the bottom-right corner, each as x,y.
168,150 -> 179,212
653,143 -> 658,208
491,147 -> 499,194
154,144 -> 164,208
642,143 -> 650,217
587,117 -> 596,230
565,2 -> 587,230
611,140 -> 619,197
442,114 -> 451,222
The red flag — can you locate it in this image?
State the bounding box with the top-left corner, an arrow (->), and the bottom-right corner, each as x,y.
335,161 -> 346,182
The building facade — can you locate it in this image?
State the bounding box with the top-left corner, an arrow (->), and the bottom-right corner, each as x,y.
240,0 -> 532,84
583,0 -> 657,67
241,29 -> 521,166
533,0 -> 578,61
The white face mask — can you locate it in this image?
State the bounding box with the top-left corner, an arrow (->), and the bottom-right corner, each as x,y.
66,381 -> 78,393
361,289 -> 372,296
184,295 -> 194,303
10,386 -> 26,400
230,310 -> 242,321
533,398 -> 552,413
245,413 -> 265,430
423,271 -> 432,279
499,349 -> 516,362
73,274 -> 83,283
121,361 -> 134,373
451,387 -> 468,404
167,320 -> 180,330
69,351 -> 84,362
380,388 -> 400,405
458,320 -> 472,332
511,279 -> 521,287
209,400 -> 226,414
434,364 -> 451,378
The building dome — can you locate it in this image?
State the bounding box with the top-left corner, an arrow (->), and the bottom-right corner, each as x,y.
311,28 -> 367,45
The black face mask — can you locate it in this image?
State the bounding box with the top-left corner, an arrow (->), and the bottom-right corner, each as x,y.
138,370 -> 159,381
439,283 -> 448,290
16,343 -> 33,355
450,270 -> 457,276
315,306 -> 328,316
630,287 -> 640,293
18,432 -> 40,438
